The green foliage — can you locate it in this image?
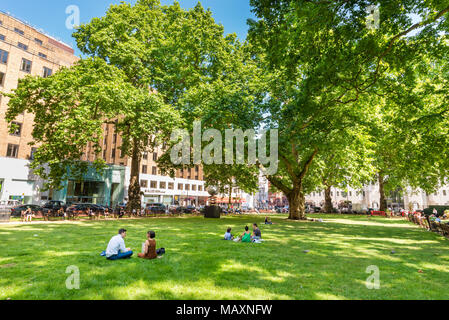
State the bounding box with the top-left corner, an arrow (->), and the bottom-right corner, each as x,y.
247,0 -> 449,218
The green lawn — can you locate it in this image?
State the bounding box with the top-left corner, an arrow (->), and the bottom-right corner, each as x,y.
0,214 -> 448,300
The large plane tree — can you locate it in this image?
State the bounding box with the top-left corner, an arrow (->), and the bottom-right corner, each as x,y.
247,0 -> 449,219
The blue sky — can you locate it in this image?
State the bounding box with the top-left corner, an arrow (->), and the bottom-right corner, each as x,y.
0,0 -> 255,56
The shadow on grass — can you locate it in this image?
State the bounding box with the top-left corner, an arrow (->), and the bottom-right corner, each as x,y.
1,215 -> 448,300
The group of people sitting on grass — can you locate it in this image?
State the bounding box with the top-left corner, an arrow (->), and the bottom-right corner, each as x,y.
224,223 -> 263,243
103,229 -> 165,261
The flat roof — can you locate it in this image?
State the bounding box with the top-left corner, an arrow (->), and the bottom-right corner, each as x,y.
0,10 -> 74,52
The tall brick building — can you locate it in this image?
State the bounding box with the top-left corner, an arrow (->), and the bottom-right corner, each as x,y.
0,11 -> 210,207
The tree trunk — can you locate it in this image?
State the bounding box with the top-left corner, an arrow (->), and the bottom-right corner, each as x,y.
127,139 -> 142,216
324,186 -> 333,213
287,187 -> 306,220
379,173 -> 387,212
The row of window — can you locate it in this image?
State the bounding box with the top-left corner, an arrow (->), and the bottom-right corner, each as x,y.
0,48 -> 53,78
6,144 -> 36,159
143,152 -> 158,161
140,179 -> 204,192
310,191 -> 366,197
310,190 -> 449,197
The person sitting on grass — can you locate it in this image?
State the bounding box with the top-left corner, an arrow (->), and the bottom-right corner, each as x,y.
224,227 -> 234,240
138,231 -> 164,260
265,217 -> 273,225
238,226 -> 252,243
252,223 -> 262,242
105,229 -> 133,260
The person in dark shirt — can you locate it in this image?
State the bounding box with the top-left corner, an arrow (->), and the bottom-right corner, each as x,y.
252,223 -> 262,241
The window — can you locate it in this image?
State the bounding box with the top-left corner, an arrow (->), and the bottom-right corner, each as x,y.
113,134 -> 117,144
14,28 -> 24,35
199,185 -> 203,192
443,190 -> 447,196
195,165 -> 199,172
140,180 -> 148,188
0,72 -> 4,86
178,183 -> 183,190
30,147 -> 38,160
10,122 -> 22,136
43,67 -> 52,78
103,150 -> 107,159
185,184 -> 190,191
195,175 -> 199,180
153,153 -> 158,161
111,148 -> 116,158
0,34 -> 4,41
150,181 -> 157,189
168,183 -> 174,190
152,166 -> 157,175
20,58 -> 32,73
0,49 -> 8,64
35,38 -> 43,45
142,165 -> 148,174
6,144 -> 19,158
18,42 -> 28,51
160,181 -> 166,189
192,185 -> 197,191
39,52 -> 47,59
143,152 -> 148,160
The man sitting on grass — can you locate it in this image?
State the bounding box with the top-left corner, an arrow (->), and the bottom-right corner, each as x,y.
105,229 -> 133,260
252,223 -> 262,242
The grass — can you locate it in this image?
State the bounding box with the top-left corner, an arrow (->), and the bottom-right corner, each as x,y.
0,214 -> 448,300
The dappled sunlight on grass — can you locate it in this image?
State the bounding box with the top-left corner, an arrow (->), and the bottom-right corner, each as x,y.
327,218 -> 416,229
314,292 -> 347,300
1,214 -> 448,300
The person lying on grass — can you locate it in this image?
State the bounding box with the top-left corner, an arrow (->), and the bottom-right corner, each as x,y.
138,231 -> 165,260
224,227 -> 234,240
105,229 -> 133,260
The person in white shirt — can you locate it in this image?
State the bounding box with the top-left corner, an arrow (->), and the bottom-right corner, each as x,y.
105,229 -> 133,260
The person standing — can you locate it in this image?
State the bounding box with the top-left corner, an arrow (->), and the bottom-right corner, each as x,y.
105,229 -> 133,260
